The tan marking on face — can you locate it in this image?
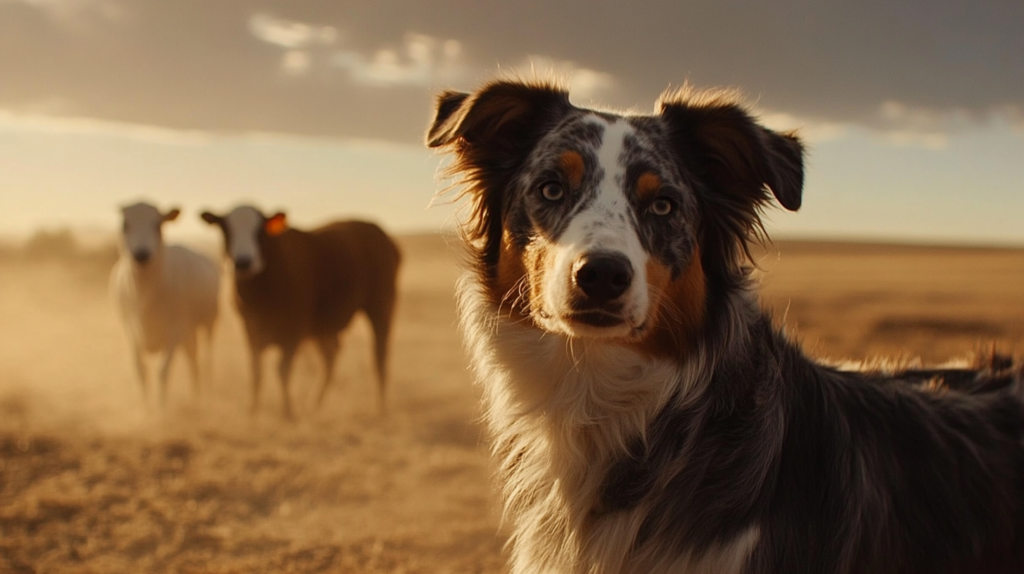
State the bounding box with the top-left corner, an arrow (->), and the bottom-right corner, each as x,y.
636,172 -> 662,201
634,246 -> 707,359
494,230 -> 530,316
524,239 -> 556,321
559,150 -> 585,189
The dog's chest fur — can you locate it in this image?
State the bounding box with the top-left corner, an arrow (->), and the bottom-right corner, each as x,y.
458,277 -> 765,574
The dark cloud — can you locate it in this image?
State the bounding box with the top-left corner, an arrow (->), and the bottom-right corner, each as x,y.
2,0 -> 1021,143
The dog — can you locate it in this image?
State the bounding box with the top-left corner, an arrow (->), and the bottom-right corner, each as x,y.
426,79 -> 1024,574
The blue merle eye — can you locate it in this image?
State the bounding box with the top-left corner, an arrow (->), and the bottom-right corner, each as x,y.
539,182 -> 564,202
650,198 -> 675,216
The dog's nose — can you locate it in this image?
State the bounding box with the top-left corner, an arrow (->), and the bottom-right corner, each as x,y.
574,253 -> 633,303
234,256 -> 252,272
132,249 -> 151,264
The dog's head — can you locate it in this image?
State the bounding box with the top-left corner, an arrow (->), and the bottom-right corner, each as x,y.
427,80 -> 803,357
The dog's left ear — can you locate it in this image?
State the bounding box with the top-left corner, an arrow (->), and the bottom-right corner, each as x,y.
659,93 -> 804,212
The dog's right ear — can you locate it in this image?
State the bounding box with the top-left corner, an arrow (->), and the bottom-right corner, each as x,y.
426,91 -> 471,147
426,81 -> 573,279
200,211 -> 221,225
425,80 -> 572,153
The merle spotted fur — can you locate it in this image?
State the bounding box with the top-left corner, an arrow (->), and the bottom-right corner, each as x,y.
428,78 -> 1024,574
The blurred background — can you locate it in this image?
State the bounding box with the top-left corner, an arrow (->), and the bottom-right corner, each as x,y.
1,2 -> 1023,573
1,0 -> 1022,245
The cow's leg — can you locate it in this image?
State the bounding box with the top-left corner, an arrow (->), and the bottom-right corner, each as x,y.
132,343 -> 148,401
249,346 -> 265,415
278,343 -> 299,421
314,335 -> 341,409
200,323 -> 215,392
158,344 -> 177,408
184,332 -> 200,397
365,295 -> 396,416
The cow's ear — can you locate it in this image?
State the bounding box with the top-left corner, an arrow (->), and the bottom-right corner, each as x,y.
200,211 -> 222,225
265,212 -> 288,236
163,208 -> 181,222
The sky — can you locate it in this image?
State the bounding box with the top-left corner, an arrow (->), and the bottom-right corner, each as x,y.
1,0 -> 1022,245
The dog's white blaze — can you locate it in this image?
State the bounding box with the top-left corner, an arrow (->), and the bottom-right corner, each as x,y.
223,205 -> 266,275
543,115 -> 649,337
120,203 -> 164,260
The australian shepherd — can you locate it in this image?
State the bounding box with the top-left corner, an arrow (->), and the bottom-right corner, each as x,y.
425,79 -> 1024,574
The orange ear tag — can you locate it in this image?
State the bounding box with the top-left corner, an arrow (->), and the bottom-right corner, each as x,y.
265,214 -> 288,236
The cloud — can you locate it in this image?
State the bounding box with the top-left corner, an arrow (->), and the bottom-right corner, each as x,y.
248,12 -> 336,49
245,13 -> 614,95
0,109 -> 212,145
281,50 -> 312,75
877,131 -> 949,150
2,0 -> 1022,145
759,112 -> 851,144
3,0 -> 124,27
248,14 -> 466,86
861,100 -> 1024,149
761,107 -> 949,150
331,33 -> 465,87
512,55 -> 616,102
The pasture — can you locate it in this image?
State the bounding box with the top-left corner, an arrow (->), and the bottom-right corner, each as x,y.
1,233 -> 1023,573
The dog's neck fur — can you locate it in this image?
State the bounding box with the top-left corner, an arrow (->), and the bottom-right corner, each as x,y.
458,268 -> 772,574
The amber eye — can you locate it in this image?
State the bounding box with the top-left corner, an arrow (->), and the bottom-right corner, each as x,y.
650,198 -> 674,216
539,182 -> 564,202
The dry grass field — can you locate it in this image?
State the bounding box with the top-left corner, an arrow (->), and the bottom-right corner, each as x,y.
1,233 -> 1023,574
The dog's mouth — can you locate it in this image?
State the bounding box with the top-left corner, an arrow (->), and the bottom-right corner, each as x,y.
566,309 -> 626,328
535,307 -> 647,339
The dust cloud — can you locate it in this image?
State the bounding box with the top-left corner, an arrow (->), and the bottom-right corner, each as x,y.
2,231 -> 1022,573
1,231 -> 505,574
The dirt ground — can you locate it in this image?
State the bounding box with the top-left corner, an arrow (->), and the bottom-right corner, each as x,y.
1,234 -> 1023,574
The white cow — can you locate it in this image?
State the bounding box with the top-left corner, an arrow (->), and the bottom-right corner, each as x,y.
110,202 -> 220,404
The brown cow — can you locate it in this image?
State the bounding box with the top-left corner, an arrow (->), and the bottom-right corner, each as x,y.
201,205 -> 400,419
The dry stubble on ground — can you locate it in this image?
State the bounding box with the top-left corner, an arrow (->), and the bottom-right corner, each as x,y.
1,234 -> 1022,573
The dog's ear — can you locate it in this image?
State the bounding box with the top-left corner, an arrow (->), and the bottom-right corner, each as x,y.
659,90 -> 805,281
659,91 -> 804,213
426,81 -> 572,152
426,81 -> 573,278
426,91 -> 471,147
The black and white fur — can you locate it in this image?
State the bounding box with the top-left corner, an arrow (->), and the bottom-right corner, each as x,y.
426,79 -> 1024,574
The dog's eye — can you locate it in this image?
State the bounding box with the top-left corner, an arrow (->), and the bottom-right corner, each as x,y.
539,182 -> 564,202
650,198 -> 675,216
